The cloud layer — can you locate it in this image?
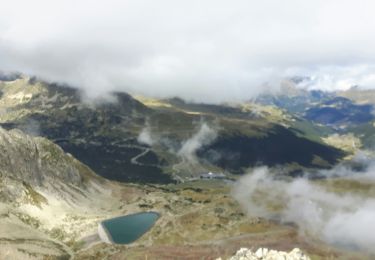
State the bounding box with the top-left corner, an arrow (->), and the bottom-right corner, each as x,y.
232,165 -> 375,253
1,0 -> 375,101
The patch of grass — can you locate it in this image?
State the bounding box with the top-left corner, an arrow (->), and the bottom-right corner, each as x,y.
316,178 -> 375,196
49,227 -> 67,241
22,182 -> 48,208
13,212 -> 41,229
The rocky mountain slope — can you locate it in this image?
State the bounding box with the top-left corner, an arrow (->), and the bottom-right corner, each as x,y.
0,127 -> 117,259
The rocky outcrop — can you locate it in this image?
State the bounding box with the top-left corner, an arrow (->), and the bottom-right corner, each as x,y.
220,247 -> 310,260
0,127 -> 80,185
0,127 -> 113,259
0,127 -> 103,205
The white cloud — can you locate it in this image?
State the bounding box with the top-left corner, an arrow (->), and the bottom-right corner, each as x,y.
232,165 -> 375,253
178,123 -> 217,163
137,122 -> 155,146
1,0 -> 375,101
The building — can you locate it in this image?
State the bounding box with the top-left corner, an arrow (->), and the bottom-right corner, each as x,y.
200,171 -> 226,180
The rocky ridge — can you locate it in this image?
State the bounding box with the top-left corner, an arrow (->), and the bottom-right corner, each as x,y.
221,247 -> 310,260
0,127 -> 103,204
0,127 -> 119,259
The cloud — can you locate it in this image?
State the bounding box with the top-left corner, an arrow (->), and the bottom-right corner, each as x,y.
177,122 -> 217,164
232,165 -> 375,253
137,122 -> 156,146
1,0 -> 375,101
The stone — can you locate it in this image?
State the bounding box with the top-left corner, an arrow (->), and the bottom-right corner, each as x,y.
228,247 -> 310,260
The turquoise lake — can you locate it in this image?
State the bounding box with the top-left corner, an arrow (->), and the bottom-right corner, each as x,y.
101,212 -> 160,244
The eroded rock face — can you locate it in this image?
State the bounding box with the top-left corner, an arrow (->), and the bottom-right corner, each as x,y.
0,127 -> 112,259
219,247 -> 310,260
0,128 -> 80,184
0,127 -> 101,204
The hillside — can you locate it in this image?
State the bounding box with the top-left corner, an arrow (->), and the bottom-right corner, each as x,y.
1,127 -> 354,260
0,76 -> 347,183
0,127 -> 116,258
0,77 -> 373,259
253,82 -> 375,156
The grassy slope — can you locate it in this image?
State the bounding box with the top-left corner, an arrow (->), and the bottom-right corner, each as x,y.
147,98 -> 345,174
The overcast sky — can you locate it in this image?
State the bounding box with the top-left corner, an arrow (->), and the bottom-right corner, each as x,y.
1,0 -> 375,102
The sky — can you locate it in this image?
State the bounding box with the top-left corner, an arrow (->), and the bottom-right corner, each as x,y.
1,0 -> 375,102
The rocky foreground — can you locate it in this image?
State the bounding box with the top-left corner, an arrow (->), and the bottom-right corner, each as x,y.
219,247 -> 310,260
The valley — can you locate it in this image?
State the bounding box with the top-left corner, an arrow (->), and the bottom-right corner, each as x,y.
2,2 -> 375,259
0,76 -> 375,259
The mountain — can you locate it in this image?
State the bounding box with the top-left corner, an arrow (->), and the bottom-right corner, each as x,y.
1,126 -> 343,260
0,76 -> 347,182
0,126 -> 115,258
255,81 -> 375,130
254,81 -> 334,114
337,86 -> 375,105
0,76 -> 372,259
304,96 -> 374,127
0,76 -> 173,184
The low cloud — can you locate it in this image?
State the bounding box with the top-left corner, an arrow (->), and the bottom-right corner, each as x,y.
232,164 -> 375,253
136,121 -> 217,161
137,122 -> 155,146
177,123 -> 217,164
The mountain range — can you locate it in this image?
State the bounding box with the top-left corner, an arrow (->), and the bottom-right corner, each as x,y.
1,75 -> 374,259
